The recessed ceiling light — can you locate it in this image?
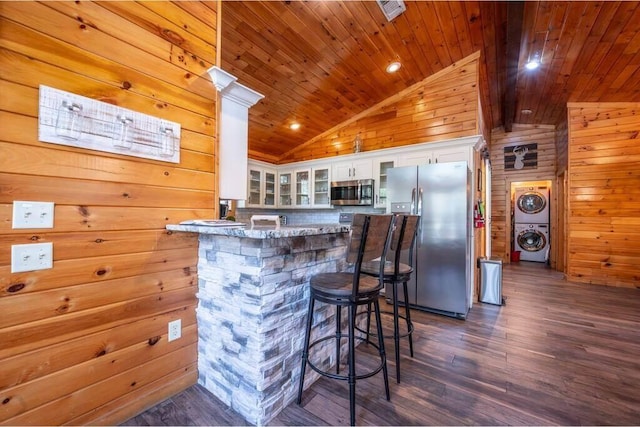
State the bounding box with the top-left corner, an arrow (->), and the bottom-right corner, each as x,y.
525,52 -> 541,70
521,109 -> 533,115
525,60 -> 540,70
386,61 -> 401,73
290,122 -> 301,130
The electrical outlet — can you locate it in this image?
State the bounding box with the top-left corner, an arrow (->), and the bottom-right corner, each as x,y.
11,242 -> 54,273
13,201 -> 55,229
168,319 -> 182,342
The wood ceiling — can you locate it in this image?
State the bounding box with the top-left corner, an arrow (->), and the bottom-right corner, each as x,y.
220,1 -> 640,162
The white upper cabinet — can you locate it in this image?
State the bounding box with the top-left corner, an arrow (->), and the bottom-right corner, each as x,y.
278,170 -> 293,207
432,145 -> 472,164
246,165 -> 277,208
248,136 -> 484,209
397,150 -> 433,167
372,156 -> 397,208
264,170 -> 277,207
312,167 -> 331,207
294,168 -> 312,207
332,158 -> 373,181
397,144 -> 472,166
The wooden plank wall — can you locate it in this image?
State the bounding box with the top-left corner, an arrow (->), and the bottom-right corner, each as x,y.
567,102 -> 640,288
489,124 -> 557,264
278,53 -> 483,163
555,120 -> 569,174
554,121 -> 569,274
0,2 -> 218,424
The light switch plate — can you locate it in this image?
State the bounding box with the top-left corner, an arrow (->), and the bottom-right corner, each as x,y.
12,201 -> 55,228
11,242 -> 53,273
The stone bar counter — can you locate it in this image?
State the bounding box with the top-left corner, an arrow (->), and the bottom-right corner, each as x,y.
166,222 -> 351,426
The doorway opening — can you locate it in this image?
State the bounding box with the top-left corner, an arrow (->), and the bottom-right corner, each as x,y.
509,180 -> 552,265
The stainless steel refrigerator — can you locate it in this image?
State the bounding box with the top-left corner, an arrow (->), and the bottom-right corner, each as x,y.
388,161 -> 471,318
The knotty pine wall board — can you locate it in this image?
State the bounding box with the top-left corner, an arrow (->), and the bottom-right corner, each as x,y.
0,173 -> 214,210
0,229 -> 197,266
6,346 -> 198,425
0,309 -> 195,390
556,121 -> 569,174
1,2 -> 216,99
1,326 -> 197,421
0,140 -> 214,191
0,269 -> 196,329
0,1 -> 217,424
567,102 -> 640,287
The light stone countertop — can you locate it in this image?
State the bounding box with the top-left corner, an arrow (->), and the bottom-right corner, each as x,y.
166,222 -> 350,239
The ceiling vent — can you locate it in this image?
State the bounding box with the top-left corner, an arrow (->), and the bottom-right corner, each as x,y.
377,0 -> 406,22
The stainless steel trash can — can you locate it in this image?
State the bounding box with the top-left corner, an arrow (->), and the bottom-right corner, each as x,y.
478,257 -> 503,305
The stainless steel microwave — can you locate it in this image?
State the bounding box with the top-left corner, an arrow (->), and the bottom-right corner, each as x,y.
330,179 -> 374,206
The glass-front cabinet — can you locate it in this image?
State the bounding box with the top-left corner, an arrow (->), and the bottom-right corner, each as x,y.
264,170 -> 276,207
295,169 -> 311,207
279,171 -> 293,207
246,166 -> 277,208
372,156 -> 396,209
312,167 -> 331,207
247,168 -> 262,206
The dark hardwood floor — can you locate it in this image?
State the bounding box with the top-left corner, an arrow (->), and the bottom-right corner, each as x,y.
122,262 -> 640,426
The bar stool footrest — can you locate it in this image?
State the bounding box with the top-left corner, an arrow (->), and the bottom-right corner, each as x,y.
355,310 -> 414,340
307,335 -> 385,381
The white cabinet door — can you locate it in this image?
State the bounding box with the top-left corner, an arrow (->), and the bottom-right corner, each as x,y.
246,166 -> 277,207
332,161 -> 353,181
351,159 -> 373,179
398,145 -> 471,167
312,167 -> 331,207
294,169 -> 312,207
278,171 -> 293,207
246,167 -> 262,207
332,159 -> 373,180
432,145 -> 471,164
263,170 -> 277,207
397,150 -> 433,167
372,156 -> 397,208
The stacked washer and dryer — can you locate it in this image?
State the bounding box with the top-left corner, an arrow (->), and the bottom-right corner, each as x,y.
513,186 -> 550,262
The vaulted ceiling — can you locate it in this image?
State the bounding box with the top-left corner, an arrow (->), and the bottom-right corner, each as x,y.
220,1 -> 640,162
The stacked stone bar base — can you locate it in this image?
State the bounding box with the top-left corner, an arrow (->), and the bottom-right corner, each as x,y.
195,231 -> 350,426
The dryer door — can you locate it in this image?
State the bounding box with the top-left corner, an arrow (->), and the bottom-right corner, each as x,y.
517,191 -> 546,215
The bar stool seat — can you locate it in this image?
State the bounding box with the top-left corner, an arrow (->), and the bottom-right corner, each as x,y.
360,214 -> 419,383
309,272 -> 381,297
297,214 -> 395,426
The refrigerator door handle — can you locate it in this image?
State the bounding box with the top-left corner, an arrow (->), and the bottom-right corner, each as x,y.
417,187 -> 424,246
411,187 -> 417,214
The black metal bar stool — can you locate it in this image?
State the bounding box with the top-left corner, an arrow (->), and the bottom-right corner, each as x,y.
296,214 -> 395,426
361,214 -> 419,383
